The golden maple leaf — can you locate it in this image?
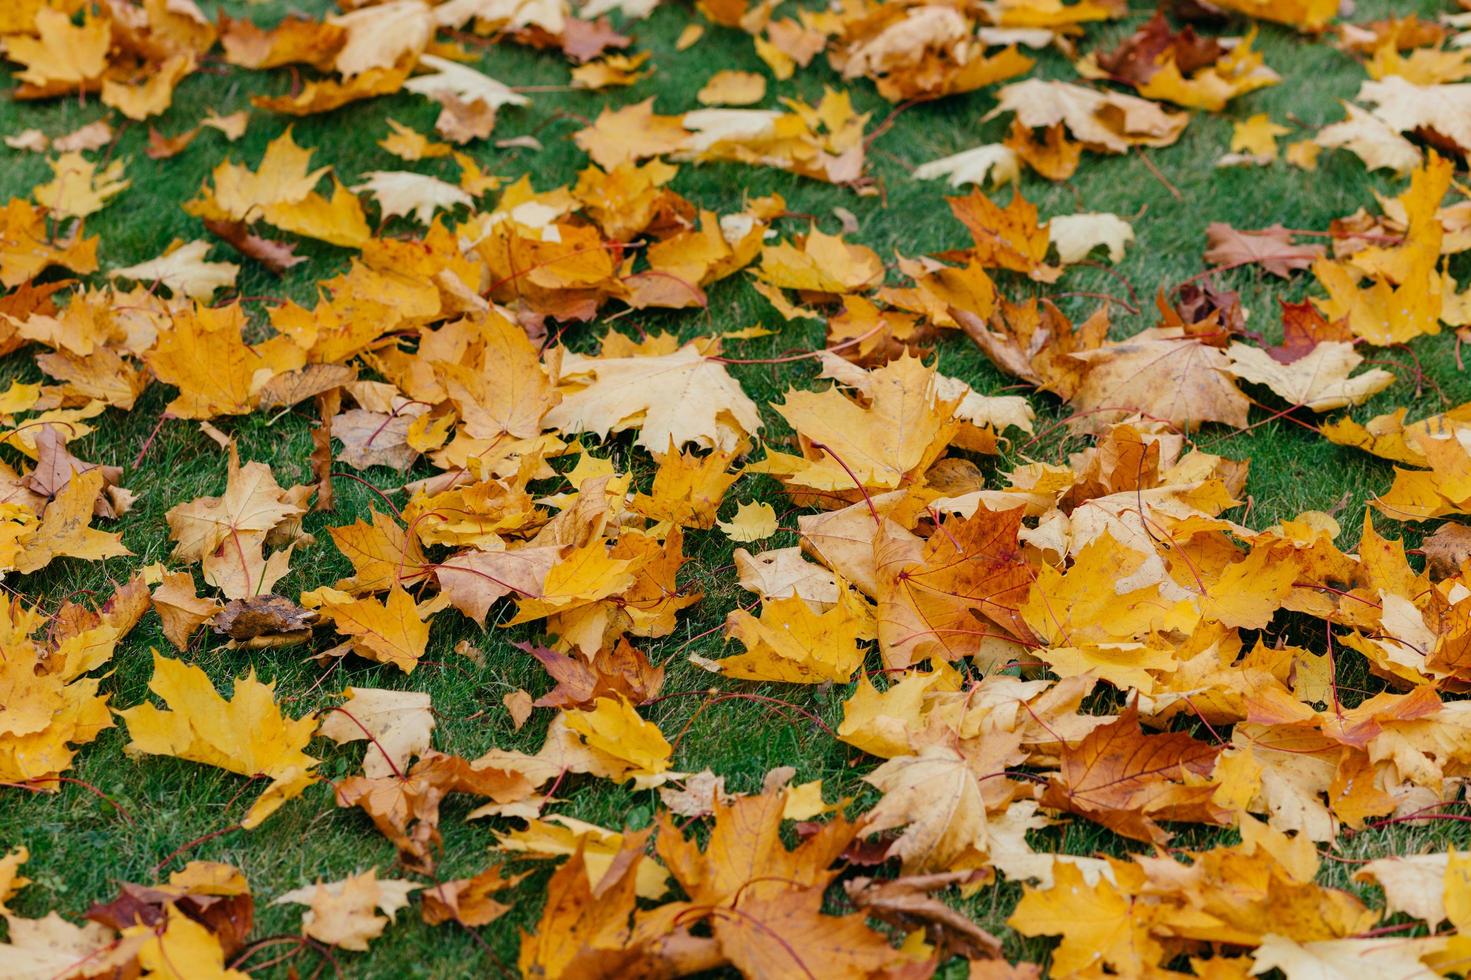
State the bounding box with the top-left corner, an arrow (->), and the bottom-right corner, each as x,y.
144,303 -> 306,418
117,652 -> 319,829
3,9 -> 110,98
307,584 -> 438,673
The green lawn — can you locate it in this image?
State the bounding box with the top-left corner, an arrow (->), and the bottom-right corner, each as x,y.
0,0 -> 1464,976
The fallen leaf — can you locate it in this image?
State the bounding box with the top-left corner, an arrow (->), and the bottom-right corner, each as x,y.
117,652 -> 318,829
273,869 -> 418,951
318,687 -> 434,778
697,70 -> 767,105
1204,223 -> 1324,278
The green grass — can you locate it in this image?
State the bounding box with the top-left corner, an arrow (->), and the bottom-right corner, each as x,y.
0,0 -> 1465,975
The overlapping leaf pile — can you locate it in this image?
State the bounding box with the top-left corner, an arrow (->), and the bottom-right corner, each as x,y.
6,0 -> 1471,977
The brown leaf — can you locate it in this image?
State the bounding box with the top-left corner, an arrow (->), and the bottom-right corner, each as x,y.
844,871 -> 1002,960
1095,12 -> 1224,86
335,750 -> 549,871
1264,300 -> 1356,364
1172,281 -> 1247,336
257,365 -> 356,409
145,127 -> 200,160
421,865 -> 524,927
956,298 -> 1108,397
1204,223 -> 1324,279
877,503 -> 1036,669
519,638 -> 665,709
1423,523 -> 1471,578
211,594 -> 316,647
25,423 -> 125,518
311,387 -> 341,513
1041,705 -> 1226,843
202,218 -> 307,275
85,862 -> 254,957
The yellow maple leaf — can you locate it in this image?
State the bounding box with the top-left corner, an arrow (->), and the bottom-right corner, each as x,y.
378,117 -> 451,161
496,815 -> 670,899
251,62 -> 412,115
570,52 -> 654,91
1137,32 -> 1280,112
505,541 -> 638,627
717,500 -> 779,542
126,903 -> 251,980
328,509 -> 432,594
308,584 -> 436,673
186,128 -> 326,222
1009,861 -> 1162,975
1230,113 -> 1291,159
986,0 -> 1122,28
435,310 -> 559,441
630,444 -> 741,530
755,229 -> 885,293
118,652 -> 319,829
573,97 -> 688,169
165,448 -> 304,563
32,153 -> 129,220
261,177 -> 373,248
698,70 -> 766,106
100,54 -> 194,121
0,598 -> 113,785
3,9 -> 110,98
1207,0 -> 1337,31
1312,154 -> 1449,345
0,199 -> 98,287
836,662 -> 962,759
14,469 -> 130,574
1021,534 -> 1199,646
756,353 -> 960,494
697,584 -> 875,683
144,303 -> 306,418
545,342 -> 762,454
561,695 -> 672,780
861,745 -> 989,873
